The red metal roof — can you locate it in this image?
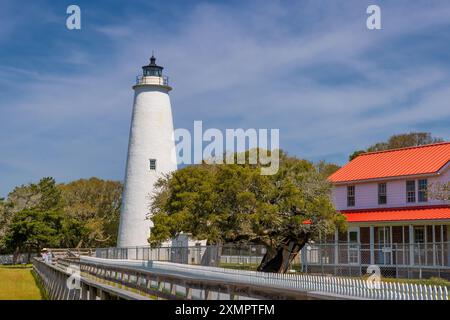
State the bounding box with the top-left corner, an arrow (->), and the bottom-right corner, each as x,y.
341,205 -> 450,223
329,142 -> 450,183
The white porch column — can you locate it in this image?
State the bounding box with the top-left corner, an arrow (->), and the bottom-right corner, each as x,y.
409,225 -> 414,265
334,229 -> 339,265
432,225 -> 436,266
447,225 -> 450,267
424,225 -> 428,265
369,226 -> 375,265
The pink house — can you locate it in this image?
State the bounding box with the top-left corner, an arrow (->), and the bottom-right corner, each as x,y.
314,142 -> 450,278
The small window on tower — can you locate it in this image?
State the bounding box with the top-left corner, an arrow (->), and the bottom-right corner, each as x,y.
149,159 -> 157,170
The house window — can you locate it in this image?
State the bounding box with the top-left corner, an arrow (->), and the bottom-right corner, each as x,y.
418,179 -> 428,202
347,186 -> 355,207
149,159 -> 157,170
348,229 -> 359,264
378,183 -> 387,205
414,226 -> 425,243
406,180 -> 416,203
349,231 -> 358,243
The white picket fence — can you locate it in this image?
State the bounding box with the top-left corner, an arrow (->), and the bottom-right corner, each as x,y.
81,256 -> 449,300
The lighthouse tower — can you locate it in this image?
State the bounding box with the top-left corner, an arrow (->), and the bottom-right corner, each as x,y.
117,55 -> 177,247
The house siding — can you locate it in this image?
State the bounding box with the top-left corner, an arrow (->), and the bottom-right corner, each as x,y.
332,166 -> 449,211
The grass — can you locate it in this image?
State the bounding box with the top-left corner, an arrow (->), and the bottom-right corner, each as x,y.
218,262 -> 303,272
0,264 -> 44,300
219,263 -> 259,271
367,275 -> 450,288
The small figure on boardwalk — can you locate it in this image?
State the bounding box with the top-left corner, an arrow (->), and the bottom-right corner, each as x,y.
41,248 -> 48,263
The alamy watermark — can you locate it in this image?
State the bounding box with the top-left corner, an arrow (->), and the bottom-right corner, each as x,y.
366,264 -> 381,289
66,4 -> 381,31
66,264 -> 81,290
173,121 -> 280,175
66,5 -> 81,30
367,5 -> 382,30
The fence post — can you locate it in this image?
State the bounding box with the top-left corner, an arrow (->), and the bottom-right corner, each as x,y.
302,247 -> 308,274
359,243 -> 362,276
320,245 -> 324,275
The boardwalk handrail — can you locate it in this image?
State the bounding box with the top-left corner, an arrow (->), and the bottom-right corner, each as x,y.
79,256 -> 449,300
32,258 -> 151,300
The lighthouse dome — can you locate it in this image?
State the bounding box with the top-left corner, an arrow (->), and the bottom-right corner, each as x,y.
142,55 -> 163,77
135,55 -> 170,88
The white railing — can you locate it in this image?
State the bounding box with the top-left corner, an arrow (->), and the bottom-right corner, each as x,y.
135,75 -> 169,86
80,256 -> 449,300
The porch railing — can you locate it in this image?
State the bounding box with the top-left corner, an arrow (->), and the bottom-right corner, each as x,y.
302,242 -> 450,279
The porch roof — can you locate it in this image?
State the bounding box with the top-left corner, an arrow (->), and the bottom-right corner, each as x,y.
341,205 -> 450,223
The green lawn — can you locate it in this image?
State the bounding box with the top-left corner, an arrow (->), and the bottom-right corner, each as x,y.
219,262 -> 302,272
0,265 -> 44,300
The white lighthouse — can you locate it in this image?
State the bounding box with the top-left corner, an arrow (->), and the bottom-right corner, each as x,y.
117,55 -> 177,247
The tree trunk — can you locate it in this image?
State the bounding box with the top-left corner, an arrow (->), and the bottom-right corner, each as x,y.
12,246 -> 20,265
257,238 -> 307,273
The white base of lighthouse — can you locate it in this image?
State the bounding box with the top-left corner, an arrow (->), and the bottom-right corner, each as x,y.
117,74 -> 177,247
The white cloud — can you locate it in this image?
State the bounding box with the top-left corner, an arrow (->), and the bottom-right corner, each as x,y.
1,0 -> 450,195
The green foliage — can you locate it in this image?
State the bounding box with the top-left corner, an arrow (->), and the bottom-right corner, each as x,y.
149,150 -> 346,250
350,132 -> 445,161
0,265 -> 43,300
58,178 -> 122,247
0,198 -> 7,241
2,178 -> 64,253
349,150 -> 365,161
0,177 -> 123,253
315,160 -> 341,178
367,132 -> 443,152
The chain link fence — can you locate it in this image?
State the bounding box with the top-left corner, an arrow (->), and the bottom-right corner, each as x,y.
302,242 -> 450,280
96,244 -> 269,268
0,253 -> 38,264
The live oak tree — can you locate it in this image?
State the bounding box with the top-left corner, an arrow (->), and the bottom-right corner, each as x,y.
149,150 -> 346,273
2,178 -> 64,259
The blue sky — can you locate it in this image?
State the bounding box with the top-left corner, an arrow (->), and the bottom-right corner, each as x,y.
1,0 -> 450,196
